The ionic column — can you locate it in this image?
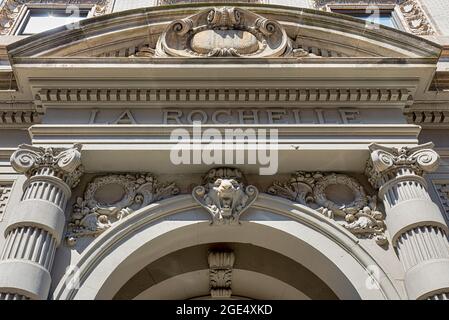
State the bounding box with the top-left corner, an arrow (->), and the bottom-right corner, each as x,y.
0,144 -> 83,300
367,142 -> 449,300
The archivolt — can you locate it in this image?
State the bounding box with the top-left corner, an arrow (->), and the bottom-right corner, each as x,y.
52,193 -> 402,300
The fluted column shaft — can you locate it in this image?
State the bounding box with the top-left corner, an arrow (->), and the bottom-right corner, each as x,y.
0,144 -> 82,300
368,143 -> 449,300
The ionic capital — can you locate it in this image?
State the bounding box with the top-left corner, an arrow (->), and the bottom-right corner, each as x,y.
366,142 -> 439,188
10,144 -> 83,188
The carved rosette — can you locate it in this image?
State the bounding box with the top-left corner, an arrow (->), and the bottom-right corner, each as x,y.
366,142 -> 440,188
156,7 -> 300,58
66,173 -> 179,246
192,168 -> 258,225
10,144 -> 83,188
269,171 -> 388,246
208,250 -> 235,299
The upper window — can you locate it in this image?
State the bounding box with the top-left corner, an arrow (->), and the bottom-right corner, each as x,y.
328,5 -> 404,31
17,8 -> 89,35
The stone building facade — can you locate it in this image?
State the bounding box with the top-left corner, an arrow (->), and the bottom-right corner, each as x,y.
0,0 -> 448,300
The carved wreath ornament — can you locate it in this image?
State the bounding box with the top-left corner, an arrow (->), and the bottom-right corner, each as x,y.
192,168 -> 258,225
268,172 -> 388,246
66,173 -> 179,246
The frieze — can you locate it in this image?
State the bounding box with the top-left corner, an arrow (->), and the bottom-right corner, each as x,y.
44,107 -> 407,126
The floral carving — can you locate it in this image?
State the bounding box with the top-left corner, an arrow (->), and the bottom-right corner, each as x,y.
192,168 -> 258,225
66,173 -> 179,246
268,171 -> 387,245
399,0 -> 434,35
208,250 -> 235,299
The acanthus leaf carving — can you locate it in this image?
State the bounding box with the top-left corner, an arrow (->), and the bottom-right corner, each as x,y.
268,171 -> 388,246
66,173 -> 179,246
192,168 -> 258,225
208,250 -> 235,299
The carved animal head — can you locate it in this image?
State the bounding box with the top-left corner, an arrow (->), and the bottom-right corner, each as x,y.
213,178 -> 242,215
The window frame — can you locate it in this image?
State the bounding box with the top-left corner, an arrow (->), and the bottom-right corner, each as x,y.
12,3 -> 95,36
325,4 -> 406,32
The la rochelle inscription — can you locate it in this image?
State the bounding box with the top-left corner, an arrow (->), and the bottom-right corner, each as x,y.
87,108 -> 362,125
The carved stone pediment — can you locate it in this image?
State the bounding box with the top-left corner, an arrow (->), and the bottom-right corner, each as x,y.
192,168 -> 258,225
156,7 -> 297,58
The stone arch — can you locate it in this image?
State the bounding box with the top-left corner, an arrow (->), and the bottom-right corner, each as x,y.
52,194 -> 402,300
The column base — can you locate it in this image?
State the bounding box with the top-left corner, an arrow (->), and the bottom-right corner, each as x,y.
0,260 -> 51,300
405,259 -> 449,300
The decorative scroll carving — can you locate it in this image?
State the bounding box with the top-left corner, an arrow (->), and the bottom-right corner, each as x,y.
0,184 -> 12,221
192,168 -> 258,225
66,173 -> 179,246
208,250 -> 235,299
312,0 -> 434,35
0,1 -> 112,35
10,144 -> 83,187
268,171 -> 388,245
367,142 -> 440,187
156,7 -> 303,58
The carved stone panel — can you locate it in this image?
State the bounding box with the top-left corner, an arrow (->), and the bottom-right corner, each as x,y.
66,173 -> 179,246
268,171 -> 388,246
155,6 -> 306,58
